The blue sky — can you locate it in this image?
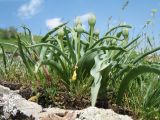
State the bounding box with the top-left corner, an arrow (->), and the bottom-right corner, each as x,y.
0,0 -> 160,38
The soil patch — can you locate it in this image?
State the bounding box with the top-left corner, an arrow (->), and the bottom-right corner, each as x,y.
0,80 -> 22,90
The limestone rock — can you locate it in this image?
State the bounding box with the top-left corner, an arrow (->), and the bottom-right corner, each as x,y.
75,107 -> 132,120
0,85 -> 42,119
39,107 -> 133,120
0,85 -> 10,94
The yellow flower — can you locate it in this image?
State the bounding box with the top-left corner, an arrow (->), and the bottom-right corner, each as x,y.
28,96 -> 38,102
71,70 -> 77,81
28,93 -> 40,103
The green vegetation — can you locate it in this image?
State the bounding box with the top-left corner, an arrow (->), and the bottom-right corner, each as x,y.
0,14 -> 160,119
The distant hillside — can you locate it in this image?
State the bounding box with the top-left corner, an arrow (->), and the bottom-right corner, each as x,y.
0,27 -> 17,39
0,27 -> 42,52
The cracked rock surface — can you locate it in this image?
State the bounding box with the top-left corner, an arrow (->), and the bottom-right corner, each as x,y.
0,85 -> 133,120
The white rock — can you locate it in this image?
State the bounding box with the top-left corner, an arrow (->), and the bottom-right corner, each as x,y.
39,107 -> 133,120
0,85 -> 42,119
76,107 -> 132,120
0,85 -> 10,94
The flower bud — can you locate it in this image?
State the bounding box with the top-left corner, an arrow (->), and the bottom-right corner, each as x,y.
75,17 -> 82,26
122,28 -> 129,38
57,28 -> 64,37
75,24 -> 84,33
88,13 -> 96,26
112,39 -> 117,45
94,29 -> 100,36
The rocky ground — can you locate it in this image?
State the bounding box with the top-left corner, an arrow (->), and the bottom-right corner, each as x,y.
0,84 -> 133,120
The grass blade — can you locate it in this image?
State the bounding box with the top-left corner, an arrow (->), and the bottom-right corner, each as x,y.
41,22 -> 68,42
117,65 -> 160,104
0,44 -> 7,73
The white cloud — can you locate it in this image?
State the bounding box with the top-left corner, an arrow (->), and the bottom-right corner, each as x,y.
18,0 -> 43,19
46,18 -> 63,29
75,13 -> 92,23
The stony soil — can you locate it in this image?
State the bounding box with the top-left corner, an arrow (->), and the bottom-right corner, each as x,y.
0,80 -> 136,119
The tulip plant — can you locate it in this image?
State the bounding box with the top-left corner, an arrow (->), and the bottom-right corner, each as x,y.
13,13 -> 160,110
